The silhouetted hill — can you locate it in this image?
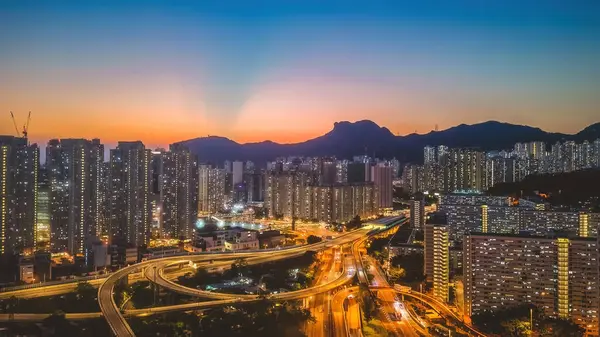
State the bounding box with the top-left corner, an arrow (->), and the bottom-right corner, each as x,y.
176,120 -> 600,165
572,122 -> 600,143
488,169 -> 600,210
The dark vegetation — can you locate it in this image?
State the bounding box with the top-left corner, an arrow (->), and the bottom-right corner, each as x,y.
472,304 -> 584,337
0,281 -> 99,313
128,299 -> 313,337
177,252 -> 318,293
489,169 -> 600,210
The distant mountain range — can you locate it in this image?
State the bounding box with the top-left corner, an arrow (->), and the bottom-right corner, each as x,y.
176,120 -> 600,165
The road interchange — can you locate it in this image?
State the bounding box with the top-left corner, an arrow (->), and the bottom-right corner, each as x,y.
1,222 -> 422,337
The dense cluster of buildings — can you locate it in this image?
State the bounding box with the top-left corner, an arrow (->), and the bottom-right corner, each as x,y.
1,135 -> 393,268
1,136 -> 199,265
415,193 -> 600,336
463,234 -> 598,335
403,138 -> 600,194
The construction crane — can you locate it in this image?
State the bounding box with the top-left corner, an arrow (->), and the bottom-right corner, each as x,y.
23,111 -> 31,138
9,111 -> 31,138
9,111 -> 20,137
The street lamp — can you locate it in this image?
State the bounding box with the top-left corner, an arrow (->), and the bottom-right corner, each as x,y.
530,308 -> 533,333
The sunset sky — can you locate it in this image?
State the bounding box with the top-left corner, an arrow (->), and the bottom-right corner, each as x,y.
1,1 -> 599,149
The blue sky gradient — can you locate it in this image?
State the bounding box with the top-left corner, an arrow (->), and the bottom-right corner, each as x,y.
1,0 -> 599,146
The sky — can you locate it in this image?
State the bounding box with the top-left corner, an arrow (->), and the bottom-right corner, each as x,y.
1,0 -> 599,150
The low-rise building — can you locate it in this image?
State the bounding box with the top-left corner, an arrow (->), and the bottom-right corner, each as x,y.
143,246 -> 183,259
194,227 -> 259,252
258,230 -> 285,249
18,259 -> 35,284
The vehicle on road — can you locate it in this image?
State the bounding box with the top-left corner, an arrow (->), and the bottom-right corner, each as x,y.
388,311 -> 401,321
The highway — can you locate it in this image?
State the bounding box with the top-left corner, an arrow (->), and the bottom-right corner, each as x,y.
332,286 -> 356,337
1,221 -> 410,336
99,228 -> 371,337
305,247 -> 346,337
346,292 -> 362,337
143,249 -> 308,300
366,256 -> 420,337
394,290 -> 487,337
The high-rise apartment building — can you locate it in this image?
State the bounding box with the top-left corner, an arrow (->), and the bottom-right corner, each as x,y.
265,171 -> 313,219
265,170 -> 378,223
0,136 -> 39,255
402,164 -> 423,194
158,144 -> 198,240
409,199 -> 425,229
412,140 -> 599,196
422,163 -> 444,192
46,138 -> 104,255
335,160 -> 348,183
109,141 -> 152,247
371,165 -> 392,209
232,161 -> 244,185
36,167 -> 50,250
319,158 -> 337,185
464,233 -> 598,336
424,213 -> 449,302
444,148 -> 485,192
347,162 -> 369,183
198,165 -> 226,214
223,160 -> 232,173
424,146 -> 436,164
437,145 -> 449,164
245,172 -> 265,202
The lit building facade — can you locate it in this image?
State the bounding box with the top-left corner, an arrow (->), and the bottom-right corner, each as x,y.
0,136 -> 39,255
464,233 -> 598,336
424,213 -> 449,302
109,141 -> 152,247
409,199 -> 425,229
443,148 -> 485,192
46,138 -> 104,255
159,144 -> 198,240
36,167 -> 50,250
265,170 -> 379,223
371,165 -> 393,209
198,165 -> 226,214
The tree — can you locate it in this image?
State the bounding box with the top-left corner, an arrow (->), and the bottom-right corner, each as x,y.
194,267 -> 211,285
359,284 -> 376,322
501,319 -> 530,337
542,318 -> 585,337
448,286 -> 456,304
391,253 -> 425,283
130,282 -> 154,309
306,235 -> 322,245
43,311 -> 77,335
387,266 -> 405,284
73,281 -> 98,312
228,258 -> 249,278
75,281 -> 96,300
3,296 -> 18,315
367,237 -> 389,255
346,215 -> 362,230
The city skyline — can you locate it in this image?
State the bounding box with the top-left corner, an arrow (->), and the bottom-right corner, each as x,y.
2,1 -> 600,148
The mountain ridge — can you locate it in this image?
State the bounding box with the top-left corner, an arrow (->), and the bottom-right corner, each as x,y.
176,120 -> 600,164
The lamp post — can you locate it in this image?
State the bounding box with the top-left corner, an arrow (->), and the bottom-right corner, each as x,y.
530,308 -> 533,333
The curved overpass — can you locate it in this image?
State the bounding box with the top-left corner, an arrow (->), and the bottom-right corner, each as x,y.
99,228 -> 371,336
395,290 -> 487,337
144,228 -> 368,300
